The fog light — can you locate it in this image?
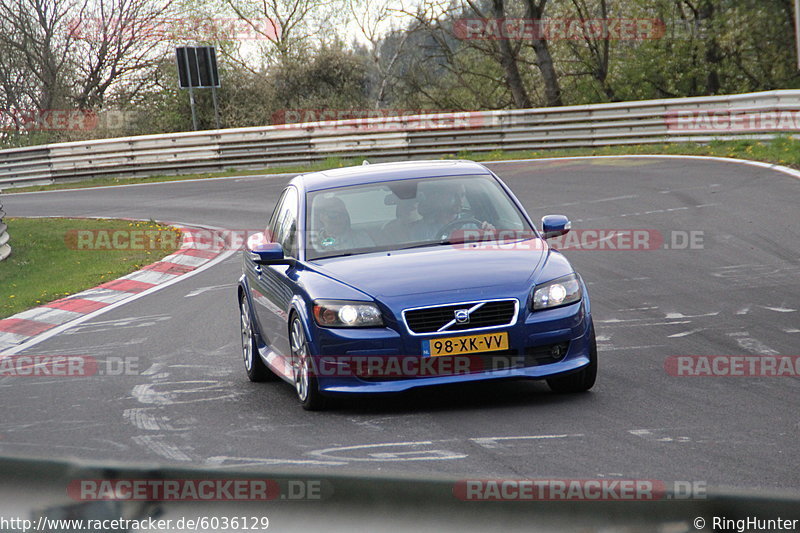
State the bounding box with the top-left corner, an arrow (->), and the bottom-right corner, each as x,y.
551,343 -> 568,360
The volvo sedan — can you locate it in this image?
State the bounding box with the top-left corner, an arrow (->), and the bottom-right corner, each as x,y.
238,160 -> 596,409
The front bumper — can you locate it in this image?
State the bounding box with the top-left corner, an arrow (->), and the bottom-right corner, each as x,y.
308,299 -> 593,394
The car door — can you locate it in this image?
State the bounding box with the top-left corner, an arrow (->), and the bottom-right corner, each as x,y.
250,186 -> 299,361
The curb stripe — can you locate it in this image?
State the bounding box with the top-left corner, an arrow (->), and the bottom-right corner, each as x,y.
0,223 -> 229,354
97,279 -> 156,293
43,298 -> 110,314
0,319 -> 56,336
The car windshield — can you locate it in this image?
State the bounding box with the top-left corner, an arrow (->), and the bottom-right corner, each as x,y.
306,174 -> 534,260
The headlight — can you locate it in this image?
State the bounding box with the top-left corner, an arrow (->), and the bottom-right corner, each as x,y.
312,300 -> 384,327
531,273 -> 582,310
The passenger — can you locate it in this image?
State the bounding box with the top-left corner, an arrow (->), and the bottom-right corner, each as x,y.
381,198 -> 420,245
313,196 -> 374,252
411,183 -> 494,241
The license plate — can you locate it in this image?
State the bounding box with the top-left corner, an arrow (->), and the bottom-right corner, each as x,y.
422,331 -> 509,357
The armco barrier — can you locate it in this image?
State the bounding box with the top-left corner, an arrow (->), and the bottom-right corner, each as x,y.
0,90 -> 799,189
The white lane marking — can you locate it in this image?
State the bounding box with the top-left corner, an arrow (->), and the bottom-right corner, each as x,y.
598,344 -> 664,351
348,416 -> 400,430
529,194 -> 638,209
0,246 -> 236,355
736,306 -> 750,315
184,284 -> 233,298
308,434 -> 585,463
487,154 -> 800,181
598,320 -> 692,327
588,194 -> 639,203
628,429 -> 693,443
659,184 -> 721,194
784,329 -> 800,334
727,332 -> 780,355
132,380 -> 240,405
63,314 -> 172,335
309,440 -> 466,462
470,434 -> 583,449
2,172 -> 298,195
141,363 -> 167,376
124,408 -> 179,431
760,306 -> 796,313
206,456 -> 347,467
131,435 -> 192,461
668,328 -> 704,338
576,205 -> 706,222
664,312 -> 719,319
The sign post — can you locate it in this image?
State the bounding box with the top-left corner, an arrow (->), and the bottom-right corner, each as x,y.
796,0 -> 800,69
175,46 -> 221,130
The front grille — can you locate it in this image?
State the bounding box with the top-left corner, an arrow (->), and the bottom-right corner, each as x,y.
404,299 -> 517,334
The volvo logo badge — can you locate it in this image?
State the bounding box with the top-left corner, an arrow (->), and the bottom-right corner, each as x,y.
454,309 -> 470,324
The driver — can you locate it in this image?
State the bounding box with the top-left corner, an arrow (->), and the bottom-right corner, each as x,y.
313,196 -> 374,251
410,182 -> 494,241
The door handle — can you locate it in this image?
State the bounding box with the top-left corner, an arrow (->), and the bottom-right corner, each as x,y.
254,265 -> 262,276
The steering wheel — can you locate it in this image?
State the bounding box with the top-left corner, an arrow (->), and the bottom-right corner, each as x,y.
436,217 -> 484,240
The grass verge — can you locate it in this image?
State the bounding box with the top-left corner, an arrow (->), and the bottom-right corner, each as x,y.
0,218 -> 181,319
5,137 -> 800,194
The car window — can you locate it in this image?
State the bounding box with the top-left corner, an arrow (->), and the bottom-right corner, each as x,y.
269,186 -> 299,258
267,188 -> 288,239
306,174 -> 532,260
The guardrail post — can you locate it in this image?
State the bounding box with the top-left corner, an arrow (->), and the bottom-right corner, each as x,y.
0,200 -> 10,262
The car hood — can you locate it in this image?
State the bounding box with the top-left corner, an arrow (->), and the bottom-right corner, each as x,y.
311,241 -> 547,302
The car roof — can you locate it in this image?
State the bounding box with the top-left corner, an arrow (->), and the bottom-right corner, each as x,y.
292,160 -> 493,192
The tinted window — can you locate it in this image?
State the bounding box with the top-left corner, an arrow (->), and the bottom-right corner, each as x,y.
269,186 -> 299,258
306,175 -> 532,260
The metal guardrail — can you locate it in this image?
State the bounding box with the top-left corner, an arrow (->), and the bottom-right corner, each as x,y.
0,200 -> 9,261
0,90 -> 799,189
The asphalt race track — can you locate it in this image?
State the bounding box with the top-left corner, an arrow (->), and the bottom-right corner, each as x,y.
2,157 -> 799,491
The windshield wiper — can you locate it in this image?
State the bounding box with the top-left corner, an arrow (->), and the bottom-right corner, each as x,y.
394,241 -> 453,251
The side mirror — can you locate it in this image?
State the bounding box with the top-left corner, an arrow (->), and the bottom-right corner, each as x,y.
246,233 -> 293,265
541,215 -> 571,239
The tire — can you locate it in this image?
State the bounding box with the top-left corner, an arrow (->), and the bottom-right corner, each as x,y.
547,324 -> 597,393
289,315 -> 327,411
240,293 -> 274,382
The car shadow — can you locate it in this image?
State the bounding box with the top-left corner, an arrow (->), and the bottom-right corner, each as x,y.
326,379 -> 596,415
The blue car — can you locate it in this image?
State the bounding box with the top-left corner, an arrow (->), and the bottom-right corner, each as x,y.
238,160 -> 596,409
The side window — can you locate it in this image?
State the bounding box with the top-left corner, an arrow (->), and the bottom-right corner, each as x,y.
267,190 -> 288,241
270,187 -> 299,258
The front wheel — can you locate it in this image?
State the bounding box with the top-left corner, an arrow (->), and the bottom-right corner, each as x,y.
547,324 -> 597,393
240,293 -> 275,382
289,316 -> 327,410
